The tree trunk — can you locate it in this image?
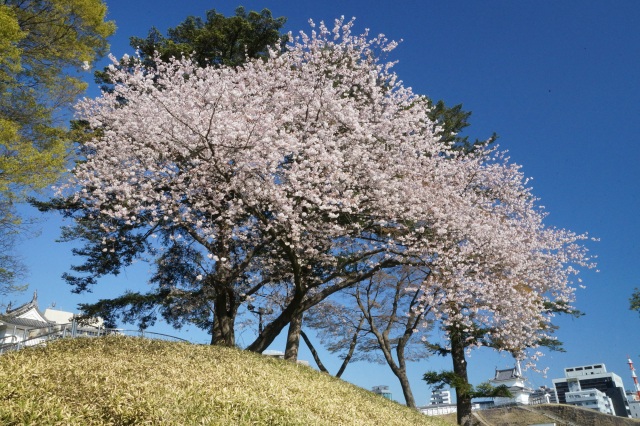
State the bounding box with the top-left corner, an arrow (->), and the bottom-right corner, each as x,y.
300,329 -> 329,373
396,370 -> 416,409
366,323 -> 417,408
451,328 -> 473,426
210,320 -> 218,345
246,293 -> 303,353
211,290 -> 237,347
395,344 -> 417,409
284,310 -> 303,361
335,317 -> 364,378
217,309 -> 235,346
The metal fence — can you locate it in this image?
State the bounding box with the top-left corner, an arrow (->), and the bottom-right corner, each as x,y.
0,322 -> 189,355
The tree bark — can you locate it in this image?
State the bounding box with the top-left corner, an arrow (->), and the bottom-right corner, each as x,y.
334,316 -> 364,378
210,319 -> 218,345
211,289 -> 237,346
246,259 -> 396,353
451,327 -> 473,426
396,369 -> 416,409
300,329 -> 329,373
284,310 -> 303,361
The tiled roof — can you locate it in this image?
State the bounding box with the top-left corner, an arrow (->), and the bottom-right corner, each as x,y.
494,368 -> 518,381
6,290 -> 48,316
4,291 -> 53,325
5,298 -> 39,316
0,316 -> 53,329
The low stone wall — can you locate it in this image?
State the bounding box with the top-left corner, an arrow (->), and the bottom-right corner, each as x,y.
534,404 -> 640,426
475,405 -> 564,426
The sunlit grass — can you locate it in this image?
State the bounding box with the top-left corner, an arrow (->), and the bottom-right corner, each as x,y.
0,336 -> 448,425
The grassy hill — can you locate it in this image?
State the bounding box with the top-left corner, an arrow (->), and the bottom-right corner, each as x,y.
0,336 -> 448,425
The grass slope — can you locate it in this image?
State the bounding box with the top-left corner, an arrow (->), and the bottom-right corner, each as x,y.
0,336 -> 448,425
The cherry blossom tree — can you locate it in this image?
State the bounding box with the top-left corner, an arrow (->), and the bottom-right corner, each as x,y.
413,151 -> 595,425
239,19 -> 502,359
44,18 -> 592,398
55,18 -> 453,349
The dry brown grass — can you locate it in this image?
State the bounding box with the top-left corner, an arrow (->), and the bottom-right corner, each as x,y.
436,412 -> 458,424
0,336 -> 450,425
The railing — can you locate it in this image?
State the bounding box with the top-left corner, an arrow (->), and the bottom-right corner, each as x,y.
0,322 -> 189,355
115,329 -> 191,343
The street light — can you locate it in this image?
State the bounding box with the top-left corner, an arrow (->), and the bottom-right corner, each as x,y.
247,304 -> 273,334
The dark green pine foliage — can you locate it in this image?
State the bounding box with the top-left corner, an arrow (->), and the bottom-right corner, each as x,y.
133,7 -> 287,67
95,7 -> 287,91
426,98 -> 498,153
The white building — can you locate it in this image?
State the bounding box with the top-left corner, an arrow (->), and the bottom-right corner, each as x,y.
629,400 -> 640,419
565,387 -> 614,415
489,362 -> 533,406
0,292 -> 103,353
0,292 -> 54,350
419,389 -> 457,416
552,363 -> 630,417
430,389 -> 452,405
529,386 -> 558,405
419,403 -> 457,416
372,385 -> 393,400
626,391 -> 640,419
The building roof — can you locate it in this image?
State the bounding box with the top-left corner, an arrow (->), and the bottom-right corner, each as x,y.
4,291 -> 52,324
6,291 -> 40,315
494,367 -> 519,381
0,315 -> 52,329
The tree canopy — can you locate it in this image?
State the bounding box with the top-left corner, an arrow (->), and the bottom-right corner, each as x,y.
132,6 -> 287,67
44,16 -> 591,359
0,0 -> 114,294
94,6 -> 287,92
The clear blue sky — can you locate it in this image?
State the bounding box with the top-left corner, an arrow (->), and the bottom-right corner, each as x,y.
11,0 -> 640,406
